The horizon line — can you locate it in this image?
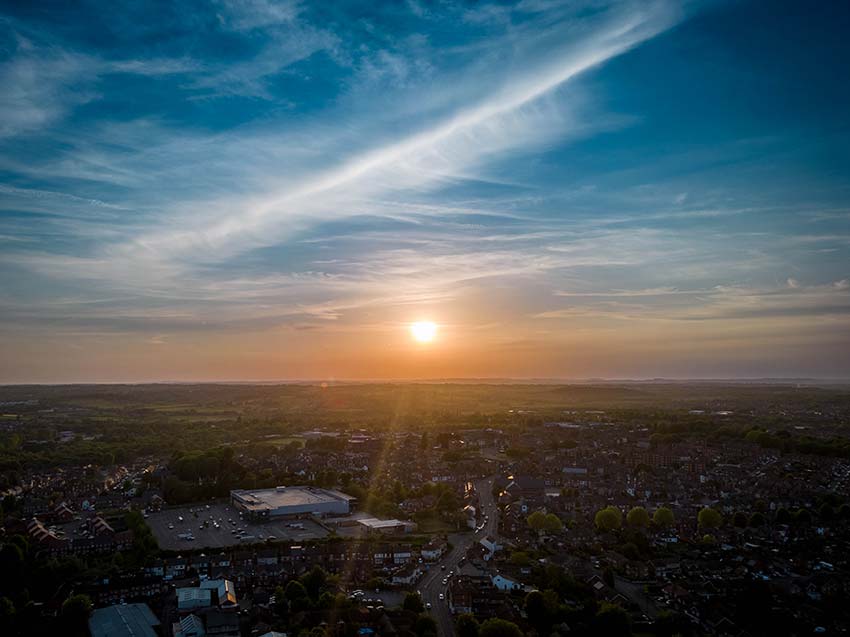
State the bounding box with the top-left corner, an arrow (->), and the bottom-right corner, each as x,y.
3,376 -> 850,387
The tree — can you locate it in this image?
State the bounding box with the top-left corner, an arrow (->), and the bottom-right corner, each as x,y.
525,590 -> 548,624
653,507 -> 675,529
619,541 -> 640,561
284,579 -> 310,611
414,614 -> 438,637
697,507 -> 722,529
61,594 -> 92,635
509,551 -> 530,567
528,510 -> 548,531
732,511 -> 748,528
626,506 -> 650,528
653,610 -> 681,637
794,508 -> 812,524
839,503 -> 850,520
300,565 -> 328,600
522,510 -> 560,535
819,503 -> 834,521
525,590 -> 558,632
0,544 -> 24,597
0,596 -> 15,633
403,592 -> 425,613
593,602 -> 631,636
543,513 -> 564,532
749,512 -> 766,528
595,506 -> 622,532
437,489 -> 459,514
479,618 -> 524,637
456,613 -> 480,637
775,507 -> 792,524
273,585 -> 289,619
285,579 -> 308,601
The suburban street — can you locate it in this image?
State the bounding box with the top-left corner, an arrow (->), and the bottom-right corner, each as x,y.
420,475 -> 500,637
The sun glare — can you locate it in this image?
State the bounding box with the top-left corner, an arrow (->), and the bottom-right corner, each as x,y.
410,321 -> 437,343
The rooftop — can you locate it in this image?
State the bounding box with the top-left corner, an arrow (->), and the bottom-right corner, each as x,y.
358,517 -> 408,529
231,486 -> 354,511
89,603 -> 160,637
177,588 -> 212,605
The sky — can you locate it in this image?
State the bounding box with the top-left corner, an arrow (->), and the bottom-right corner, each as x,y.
0,0 -> 849,383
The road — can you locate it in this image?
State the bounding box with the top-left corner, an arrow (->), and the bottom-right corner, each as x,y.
420,475 -> 500,637
614,574 -> 658,619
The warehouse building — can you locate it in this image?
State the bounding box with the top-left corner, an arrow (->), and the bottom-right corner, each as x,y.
89,603 -> 160,637
230,486 -> 355,520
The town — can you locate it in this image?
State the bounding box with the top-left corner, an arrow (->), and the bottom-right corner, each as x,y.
0,382 -> 849,636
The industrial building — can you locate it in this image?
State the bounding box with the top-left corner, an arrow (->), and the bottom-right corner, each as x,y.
230,486 -> 355,520
357,517 -> 417,534
89,603 -> 160,637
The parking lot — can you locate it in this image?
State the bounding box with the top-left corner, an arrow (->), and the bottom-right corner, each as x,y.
147,502 -> 329,550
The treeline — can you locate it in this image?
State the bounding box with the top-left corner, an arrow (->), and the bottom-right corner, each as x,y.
743,428 -> 850,458
162,447 -> 248,503
649,423 -> 850,459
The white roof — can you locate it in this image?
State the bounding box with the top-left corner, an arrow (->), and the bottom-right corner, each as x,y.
177,588 -> 212,609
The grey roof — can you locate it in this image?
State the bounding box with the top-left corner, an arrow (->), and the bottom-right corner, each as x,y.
231,486 -> 353,511
89,603 -> 160,637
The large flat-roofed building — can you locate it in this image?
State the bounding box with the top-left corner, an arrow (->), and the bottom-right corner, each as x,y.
231,486 -> 354,519
89,603 -> 160,637
357,517 -> 417,534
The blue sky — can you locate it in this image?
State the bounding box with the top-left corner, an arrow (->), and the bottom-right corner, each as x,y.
0,0 -> 848,382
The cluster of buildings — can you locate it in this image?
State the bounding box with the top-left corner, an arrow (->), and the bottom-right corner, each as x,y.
442,421 -> 850,634
4,397 -> 850,635
173,579 -> 239,637
18,505 -> 135,555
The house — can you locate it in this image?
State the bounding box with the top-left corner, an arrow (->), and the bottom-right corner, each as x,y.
173,614 -> 206,637
479,536 -> 502,559
392,564 -> 423,585
53,501 -> 75,521
26,517 -> 68,550
205,610 -> 240,637
178,587 -> 213,612
491,573 -> 524,591
257,549 -> 279,566
421,538 -> 447,561
89,515 -> 114,535
167,557 -> 189,579
448,574 -> 504,616
463,505 -> 477,529
201,579 -> 239,610
145,559 -> 165,577
504,476 -> 545,501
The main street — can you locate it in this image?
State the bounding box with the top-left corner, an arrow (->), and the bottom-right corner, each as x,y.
420,475 -> 500,637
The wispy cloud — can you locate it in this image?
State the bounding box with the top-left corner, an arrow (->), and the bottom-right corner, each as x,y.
2,0 -> 849,380
536,280 -> 850,323
112,2 -> 681,265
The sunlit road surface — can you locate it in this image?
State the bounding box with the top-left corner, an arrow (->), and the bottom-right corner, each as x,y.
420,475 -> 499,637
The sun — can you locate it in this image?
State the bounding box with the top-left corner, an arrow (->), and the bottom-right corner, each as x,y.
410,321 -> 437,343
